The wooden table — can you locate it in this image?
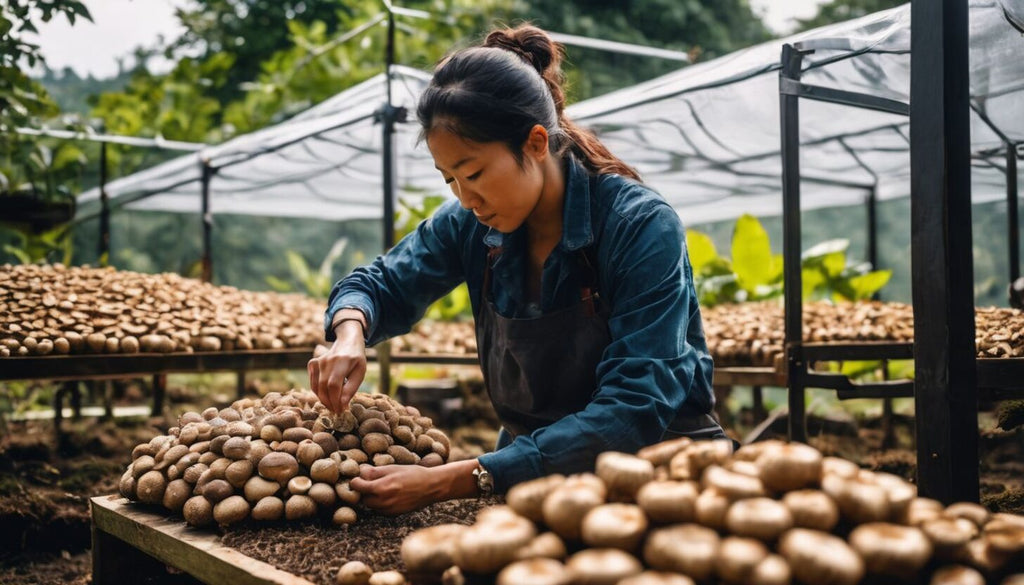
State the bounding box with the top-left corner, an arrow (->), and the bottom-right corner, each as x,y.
91,495 -> 314,585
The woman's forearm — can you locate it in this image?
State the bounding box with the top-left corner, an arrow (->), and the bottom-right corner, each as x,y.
432,458 -> 484,501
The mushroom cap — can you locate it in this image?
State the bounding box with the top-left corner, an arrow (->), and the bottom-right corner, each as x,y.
724,497 -> 794,541
922,517 -> 979,550
929,565 -> 986,585
821,473 -> 890,525
636,480 -> 699,524
757,443 -> 823,493
903,497 -> 946,526
454,508 -> 536,574
751,554 -> 792,585
944,502 -> 991,528
714,536 -> 769,584
866,471 -> 916,520
496,558 -> 569,585
617,571 -> 695,585
507,475 -> 566,523
580,503 -> 648,552
636,437 -> 693,467
401,524 -> 466,579
643,524 -> 720,581
565,548 -> 643,585
336,560 -> 373,585
849,522 -> 933,579
514,532 -> 567,561
542,480 -> 605,541
983,518 -> 1024,555
367,570 -> 406,585
1000,574 -> 1024,585
595,452 -> 655,502
822,456 -> 861,479
782,489 -> 840,532
778,528 -> 864,585
730,439 -> 788,463
694,486 -> 731,530
702,465 -> 766,500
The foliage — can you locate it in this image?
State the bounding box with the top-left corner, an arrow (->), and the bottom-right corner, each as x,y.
265,237 -> 349,300
794,0 -> 907,32
687,214 -> 891,307
1,223 -> 73,265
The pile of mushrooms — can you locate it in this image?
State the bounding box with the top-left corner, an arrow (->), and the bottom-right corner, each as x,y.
119,389 -> 451,529
0,263 -> 324,357
702,300 -> 1024,366
399,439 -> 1024,585
392,320 -> 477,356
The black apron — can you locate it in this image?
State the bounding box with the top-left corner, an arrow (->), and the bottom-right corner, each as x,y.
475,218 -> 727,446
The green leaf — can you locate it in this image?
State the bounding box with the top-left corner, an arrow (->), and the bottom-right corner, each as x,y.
822,251 -> 846,278
848,270 -> 892,300
285,250 -> 312,284
2,244 -> 32,264
265,275 -> 294,293
685,230 -> 717,273
801,267 -> 826,299
840,360 -> 883,379
731,214 -> 775,292
802,238 -> 849,261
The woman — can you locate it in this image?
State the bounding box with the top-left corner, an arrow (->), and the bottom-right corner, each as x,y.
307,25 -> 722,514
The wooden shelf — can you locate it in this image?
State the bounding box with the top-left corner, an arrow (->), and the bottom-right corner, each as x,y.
91,495 -> 314,585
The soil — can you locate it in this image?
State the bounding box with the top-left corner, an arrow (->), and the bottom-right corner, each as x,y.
0,381 -> 1022,585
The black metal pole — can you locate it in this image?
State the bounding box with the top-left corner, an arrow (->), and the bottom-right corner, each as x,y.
867,186 -> 878,271
200,160 -> 213,283
98,142 -> 110,264
382,11 -> 397,252
1008,146 -> 1020,284
910,0 -> 978,503
780,44 -> 807,443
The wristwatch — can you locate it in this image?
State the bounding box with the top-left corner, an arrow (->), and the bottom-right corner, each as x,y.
472,464 -> 494,497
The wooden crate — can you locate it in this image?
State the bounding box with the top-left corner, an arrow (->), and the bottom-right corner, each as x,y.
90,495 -> 314,585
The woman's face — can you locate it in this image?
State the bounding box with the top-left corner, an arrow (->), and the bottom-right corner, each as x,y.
426,125 -> 546,234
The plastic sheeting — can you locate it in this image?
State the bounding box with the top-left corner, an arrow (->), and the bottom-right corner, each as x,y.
77,0 -> 1024,225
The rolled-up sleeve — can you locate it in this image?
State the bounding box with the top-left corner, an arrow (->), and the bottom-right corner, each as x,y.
479,201 -> 712,492
324,199 -> 469,344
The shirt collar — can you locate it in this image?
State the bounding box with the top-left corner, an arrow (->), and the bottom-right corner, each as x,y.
481,156 -> 593,251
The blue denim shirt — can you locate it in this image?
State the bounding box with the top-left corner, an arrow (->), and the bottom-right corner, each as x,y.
325,158 -> 714,493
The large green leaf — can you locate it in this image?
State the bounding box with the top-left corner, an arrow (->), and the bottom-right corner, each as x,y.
285,250 -> 312,285
731,214 -> 775,292
802,238 -> 849,261
686,230 -> 718,273
801,267 -> 826,300
848,270 -> 892,300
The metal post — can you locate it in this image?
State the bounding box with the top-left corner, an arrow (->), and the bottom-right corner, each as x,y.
200,160 -> 213,283
1008,146 -> 1020,284
377,9 -> 399,395
910,0 -> 979,503
98,143 -> 110,264
780,44 -> 808,443
867,185 -> 879,271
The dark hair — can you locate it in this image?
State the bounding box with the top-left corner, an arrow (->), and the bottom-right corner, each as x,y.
417,24 -> 640,181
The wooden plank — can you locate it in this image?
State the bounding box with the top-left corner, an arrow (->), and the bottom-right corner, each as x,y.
91,495 -> 316,585
712,367 -> 786,387
799,341 -> 914,361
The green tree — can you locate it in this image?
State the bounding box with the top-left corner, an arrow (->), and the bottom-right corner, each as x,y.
795,0 -> 906,32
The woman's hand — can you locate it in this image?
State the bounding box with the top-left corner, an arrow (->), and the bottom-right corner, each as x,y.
308,317 -> 366,413
350,459 -> 481,515
350,465 -> 441,515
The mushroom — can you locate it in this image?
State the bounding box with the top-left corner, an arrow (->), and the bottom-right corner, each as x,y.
595,452 -> 655,502
944,502 -> 990,528
778,528 -> 864,585
695,487 -> 731,531
515,533 -> 567,561
782,489 -> 840,532
636,437 -> 693,467
903,497 -> 946,526
822,456 -> 860,479
821,473 -> 890,525
751,554 -> 792,585
921,517 -> 979,558
617,572 -> 695,585
333,506 -> 358,526
564,549 -> 643,585
580,503 -> 648,552
643,524 -> 720,582
183,495 -> 214,527
929,565 -> 986,585
507,475 -> 566,523
714,536 -> 769,584
453,507 -> 536,574
848,522 -> 933,580
725,497 -> 793,541
284,494 -> 316,520
368,571 -> 406,585
213,495 -> 250,526
542,475 -> 606,541
756,442 -> 823,493
702,465 -> 766,500
251,496 -> 285,521
336,560 -> 373,585
636,480 -> 699,524
401,524 -> 466,583
496,559 -> 570,585
258,451 -> 299,484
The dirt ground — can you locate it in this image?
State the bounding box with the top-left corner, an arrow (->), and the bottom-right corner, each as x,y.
0,384 -> 1021,585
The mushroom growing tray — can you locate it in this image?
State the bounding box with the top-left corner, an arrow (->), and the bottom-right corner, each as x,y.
91,494 -> 502,585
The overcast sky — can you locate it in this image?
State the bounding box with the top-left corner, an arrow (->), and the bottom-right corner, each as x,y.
30,0 -> 828,79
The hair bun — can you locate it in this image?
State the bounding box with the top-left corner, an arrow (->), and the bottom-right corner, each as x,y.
484,26 -> 559,75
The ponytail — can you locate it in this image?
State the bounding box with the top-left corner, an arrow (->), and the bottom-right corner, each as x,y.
418,24 -> 641,182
